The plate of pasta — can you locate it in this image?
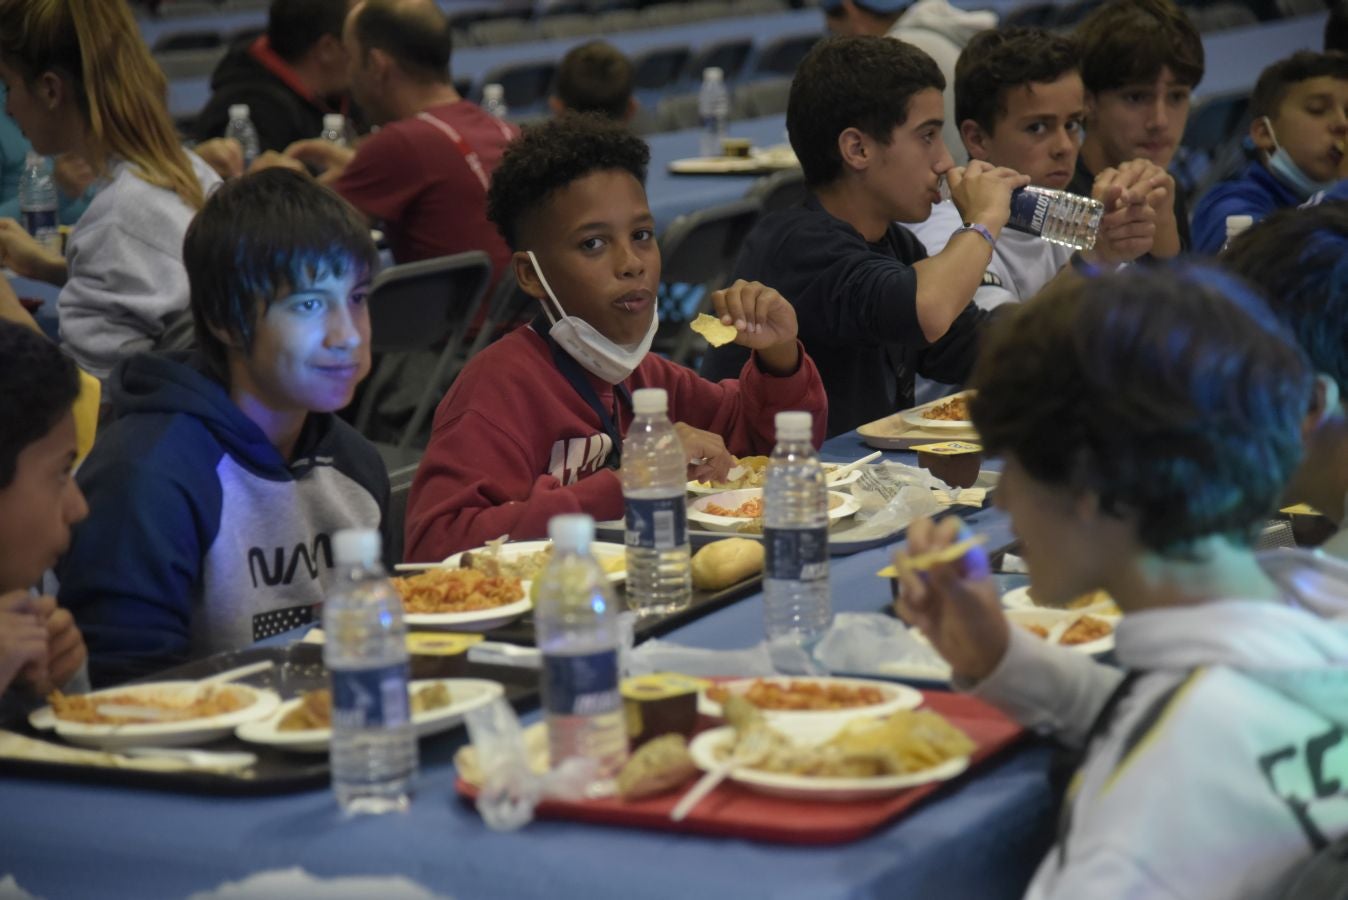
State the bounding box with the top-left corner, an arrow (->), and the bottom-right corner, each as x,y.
439,539 -> 627,584
29,682 -> 281,750
236,679 -> 503,753
699,676 -> 921,724
392,567 -> 532,630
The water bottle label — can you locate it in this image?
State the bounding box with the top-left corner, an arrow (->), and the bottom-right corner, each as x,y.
21,208 -> 58,242
331,662 -> 410,729
764,527 -> 829,582
1006,187 -> 1052,238
624,495 -> 687,551
543,650 -> 620,717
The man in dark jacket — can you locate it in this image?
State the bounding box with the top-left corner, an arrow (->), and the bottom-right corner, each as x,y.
193,0 -> 362,153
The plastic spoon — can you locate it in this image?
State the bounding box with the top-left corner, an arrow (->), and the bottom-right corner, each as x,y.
826,450 -> 881,484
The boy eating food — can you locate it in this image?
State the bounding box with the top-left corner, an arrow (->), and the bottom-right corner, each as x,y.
404,115 -> 827,562
57,170 -> 390,687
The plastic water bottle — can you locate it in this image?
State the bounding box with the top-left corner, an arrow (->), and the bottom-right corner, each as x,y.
323,528 -> 417,815
1221,213 -> 1254,253
224,103 -> 261,169
482,83 -> 509,120
621,388 -> 693,617
18,152 -> 60,255
698,67 -> 729,159
535,514 -> 628,796
762,411 -> 831,669
1004,185 -> 1103,251
320,113 -> 348,147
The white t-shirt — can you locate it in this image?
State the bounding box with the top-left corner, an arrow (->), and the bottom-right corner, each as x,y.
906,200 -> 1073,310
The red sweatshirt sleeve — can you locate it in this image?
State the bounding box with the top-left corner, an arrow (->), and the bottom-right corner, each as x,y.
403,409 -> 625,562
651,342 -> 828,452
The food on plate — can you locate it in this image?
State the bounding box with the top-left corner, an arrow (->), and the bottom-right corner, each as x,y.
276,683 -> 454,732
703,496 -> 764,518
893,535 -> 987,577
690,538 -> 765,591
718,701 -> 974,779
689,312 -> 739,348
707,678 -> 887,712
921,396 -> 971,421
47,685 -> 250,725
1024,586 -> 1122,616
393,568 -> 524,614
622,673 -> 705,745
617,733 -> 700,800
459,542 -> 623,581
1061,615 -> 1114,645
692,455 -> 768,490
1022,624 -> 1050,639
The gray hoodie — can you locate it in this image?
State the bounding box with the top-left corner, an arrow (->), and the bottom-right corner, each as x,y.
972,553 -> 1348,899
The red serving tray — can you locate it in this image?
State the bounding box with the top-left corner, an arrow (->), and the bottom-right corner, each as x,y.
455,691 -> 1025,845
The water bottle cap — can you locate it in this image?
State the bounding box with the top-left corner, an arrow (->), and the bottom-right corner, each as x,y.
775,410 -> 812,439
632,387 -> 668,415
333,528 -> 381,565
228,104 -> 250,119
548,514 -> 594,553
323,113 -> 345,131
702,67 -> 723,83
484,83 -> 505,101
1225,214 -> 1254,237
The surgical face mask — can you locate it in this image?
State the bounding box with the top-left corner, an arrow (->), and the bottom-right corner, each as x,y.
527,250 -> 657,385
1263,117 -> 1338,200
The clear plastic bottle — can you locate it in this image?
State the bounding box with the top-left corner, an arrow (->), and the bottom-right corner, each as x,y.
320,113 -> 348,147
697,67 -> 729,159
1221,214 -> 1254,253
482,83 -> 509,120
1004,185 -> 1103,251
18,152 -> 61,255
621,388 -> 692,617
534,514 -> 628,796
224,103 -> 261,169
323,528 -> 417,815
762,411 -> 832,665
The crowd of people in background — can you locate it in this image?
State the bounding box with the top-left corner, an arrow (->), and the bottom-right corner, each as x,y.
0,0 -> 1346,894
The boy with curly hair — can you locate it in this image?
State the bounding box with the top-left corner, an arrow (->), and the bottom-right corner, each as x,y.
404,115 -> 827,561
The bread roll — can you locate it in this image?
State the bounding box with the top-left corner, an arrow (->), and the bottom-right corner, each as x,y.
691,538 -> 765,591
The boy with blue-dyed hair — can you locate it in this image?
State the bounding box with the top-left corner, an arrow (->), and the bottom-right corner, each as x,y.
57,169 -> 390,687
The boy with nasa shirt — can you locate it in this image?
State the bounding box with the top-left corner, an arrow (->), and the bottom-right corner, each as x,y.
404,116 -> 827,562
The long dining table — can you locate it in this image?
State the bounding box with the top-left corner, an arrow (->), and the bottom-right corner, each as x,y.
0,432 -> 1059,900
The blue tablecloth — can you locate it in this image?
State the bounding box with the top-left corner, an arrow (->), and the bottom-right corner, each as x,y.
0,436 -> 1057,900
646,114 -> 787,229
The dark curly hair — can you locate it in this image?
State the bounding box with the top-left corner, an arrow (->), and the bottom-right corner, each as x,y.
786,36 -> 943,189
486,113 -> 650,250
955,28 -> 1081,136
1075,0 -> 1204,94
0,321 -> 80,490
184,168 -> 377,382
970,266 -> 1311,556
1222,203 -> 1348,395
1249,50 -> 1348,122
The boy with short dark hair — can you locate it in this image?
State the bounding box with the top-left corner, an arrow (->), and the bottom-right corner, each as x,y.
700,36 -> 1027,437
1192,51 -> 1348,252
1070,0 -> 1202,252
550,40 -> 636,123
57,169 -> 389,687
404,115 -> 827,562
909,27 -> 1168,309
0,320 -> 88,699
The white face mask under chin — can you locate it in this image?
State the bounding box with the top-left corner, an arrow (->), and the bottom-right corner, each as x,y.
527,250 -> 657,384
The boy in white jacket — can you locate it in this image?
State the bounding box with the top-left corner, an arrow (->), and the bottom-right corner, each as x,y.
895,267 -> 1348,899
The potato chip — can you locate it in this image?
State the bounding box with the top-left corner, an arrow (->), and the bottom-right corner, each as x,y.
690,312 -> 739,347
883,535 -> 987,579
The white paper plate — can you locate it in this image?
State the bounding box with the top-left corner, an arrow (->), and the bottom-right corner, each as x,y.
686,489 -> 861,533
403,596 -> 532,631
897,390 -> 977,432
688,724 -> 970,802
1000,585 -> 1120,617
235,678 -> 504,753
29,681 -> 281,750
698,676 -> 922,724
687,464 -> 862,495
440,539 -> 627,584
1003,607 -> 1117,655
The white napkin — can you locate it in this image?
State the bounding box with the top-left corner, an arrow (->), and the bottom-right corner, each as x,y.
186,868 -> 449,900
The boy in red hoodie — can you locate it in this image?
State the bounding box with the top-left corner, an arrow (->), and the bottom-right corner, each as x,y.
405,115 -> 828,561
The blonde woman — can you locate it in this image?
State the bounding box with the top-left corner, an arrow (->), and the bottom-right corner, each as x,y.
0,0 -> 219,381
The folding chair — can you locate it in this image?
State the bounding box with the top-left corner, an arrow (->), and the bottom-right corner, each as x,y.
656,92 -> 703,131
468,18 -> 537,46
746,167 -> 807,214
478,60 -> 559,112
538,13 -> 597,39
450,267 -> 537,380
154,46 -> 226,80
656,198 -> 763,366
751,33 -> 821,77
685,38 -> 754,84
353,252 -> 494,453
632,45 -> 693,91
732,75 -> 792,118
382,462 -> 421,565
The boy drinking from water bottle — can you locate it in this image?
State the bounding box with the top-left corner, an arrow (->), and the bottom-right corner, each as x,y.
403,114 -> 827,563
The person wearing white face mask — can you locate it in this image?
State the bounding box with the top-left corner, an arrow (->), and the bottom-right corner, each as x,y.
403,116 -> 828,563
1192,51 -> 1348,254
